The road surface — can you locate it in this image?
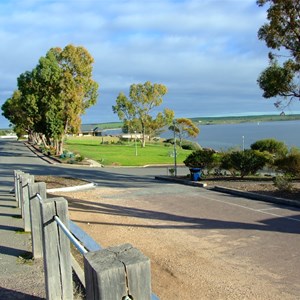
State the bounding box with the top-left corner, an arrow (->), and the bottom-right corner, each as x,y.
1,139 -> 300,299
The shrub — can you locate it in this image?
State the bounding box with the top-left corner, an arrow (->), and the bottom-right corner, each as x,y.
273,175 -> 294,192
220,149 -> 268,178
75,154 -> 85,162
274,151 -> 300,177
184,149 -> 216,169
163,138 -> 180,146
181,140 -> 201,151
251,138 -> 288,158
219,152 -> 237,176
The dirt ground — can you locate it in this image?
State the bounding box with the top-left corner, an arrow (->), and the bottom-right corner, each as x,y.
204,178 -> 300,201
46,176 -> 300,300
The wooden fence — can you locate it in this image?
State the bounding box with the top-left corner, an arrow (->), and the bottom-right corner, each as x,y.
14,170 -> 159,300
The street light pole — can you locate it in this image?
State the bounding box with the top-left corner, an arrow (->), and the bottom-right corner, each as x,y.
134,131 -> 138,156
173,120 -> 177,177
242,135 -> 245,151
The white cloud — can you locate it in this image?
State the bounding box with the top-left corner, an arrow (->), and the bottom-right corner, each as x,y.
0,0 -> 282,128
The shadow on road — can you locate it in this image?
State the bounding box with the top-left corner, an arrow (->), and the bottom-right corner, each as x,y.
68,197 -> 300,235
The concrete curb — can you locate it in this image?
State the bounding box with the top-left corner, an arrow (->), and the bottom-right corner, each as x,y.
47,182 -> 97,193
24,142 -> 60,164
212,185 -> 300,208
155,175 -> 300,208
155,175 -> 207,187
24,142 -> 103,167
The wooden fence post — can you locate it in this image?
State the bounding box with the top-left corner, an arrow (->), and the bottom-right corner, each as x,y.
28,182 -> 47,258
40,197 -> 73,300
84,243 -> 152,300
19,172 -> 29,215
20,174 -> 34,232
14,170 -> 24,207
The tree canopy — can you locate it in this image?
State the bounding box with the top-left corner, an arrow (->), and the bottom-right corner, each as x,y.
112,81 -> 174,147
257,0 -> 300,110
170,118 -> 200,147
2,44 -> 99,154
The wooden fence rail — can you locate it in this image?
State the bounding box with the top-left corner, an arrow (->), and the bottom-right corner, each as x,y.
14,171 -> 159,300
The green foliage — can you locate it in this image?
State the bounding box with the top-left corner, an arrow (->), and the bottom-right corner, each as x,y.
273,174 -> 294,192
2,44 -> 99,155
274,150 -> 300,177
220,150 -> 268,178
170,118 -> 200,147
163,138 -> 201,151
257,0 -> 300,109
181,140 -> 201,151
257,60 -> 296,100
75,154 -> 85,162
112,81 -> 174,147
250,138 -> 288,157
183,149 -> 216,169
219,152 -> 237,176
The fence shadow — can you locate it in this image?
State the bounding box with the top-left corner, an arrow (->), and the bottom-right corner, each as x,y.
0,224 -> 23,231
0,287 -> 44,300
0,245 -> 29,258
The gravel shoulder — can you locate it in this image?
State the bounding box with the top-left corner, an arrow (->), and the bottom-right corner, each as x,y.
0,191 -> 45,299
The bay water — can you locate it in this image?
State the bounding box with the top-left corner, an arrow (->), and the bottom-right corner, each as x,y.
104,120 -> 300,151
180,120 -> 300,151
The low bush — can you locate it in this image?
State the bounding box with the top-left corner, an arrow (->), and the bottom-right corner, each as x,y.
75,154 -> 85,162
220,149 -> 268,178
181,140 -> 201,151
274,150 -> 300,177
273,174 -> 294,192
251,138 -> 288,158
184,149 -> 216,169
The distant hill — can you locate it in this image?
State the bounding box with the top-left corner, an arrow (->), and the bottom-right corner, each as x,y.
190,114 -> 300,125
82,114 -> 300,129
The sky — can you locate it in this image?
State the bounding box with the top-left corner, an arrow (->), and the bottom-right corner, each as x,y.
1,0 -> 300,128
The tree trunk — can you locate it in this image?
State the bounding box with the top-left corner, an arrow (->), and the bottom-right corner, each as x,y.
55,137 -> 64,156
27,130 -> 33,144
40,134 -> 50,149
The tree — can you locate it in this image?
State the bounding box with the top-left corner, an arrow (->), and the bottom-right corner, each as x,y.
112,81 -> 174,147
145,108 -> 174,140
170,118 -> 200,147
2,44 -> 99,155
257,0 -> 300,110
2,73 -> 40,142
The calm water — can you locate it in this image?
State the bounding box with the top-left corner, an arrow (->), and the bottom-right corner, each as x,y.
104,120 -> 300,151
163,120 -> 300,150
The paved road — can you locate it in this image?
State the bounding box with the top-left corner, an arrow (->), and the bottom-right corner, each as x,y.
1,139 -> 300,298
0,139 -> 190,188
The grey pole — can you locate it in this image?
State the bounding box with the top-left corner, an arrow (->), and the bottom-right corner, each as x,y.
173,120 -> 177,177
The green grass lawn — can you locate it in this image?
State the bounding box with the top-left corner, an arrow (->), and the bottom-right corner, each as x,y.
65,136 -> 192,166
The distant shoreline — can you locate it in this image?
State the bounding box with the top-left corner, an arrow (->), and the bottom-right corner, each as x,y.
82,114 -> 300,129
2,114 -> 300,131
190,114 -> 300,125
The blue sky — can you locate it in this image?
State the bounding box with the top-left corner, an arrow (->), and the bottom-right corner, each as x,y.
1,0 -> 300,128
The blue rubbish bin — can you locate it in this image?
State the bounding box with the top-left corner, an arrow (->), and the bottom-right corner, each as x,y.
190,168 -> 201,181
